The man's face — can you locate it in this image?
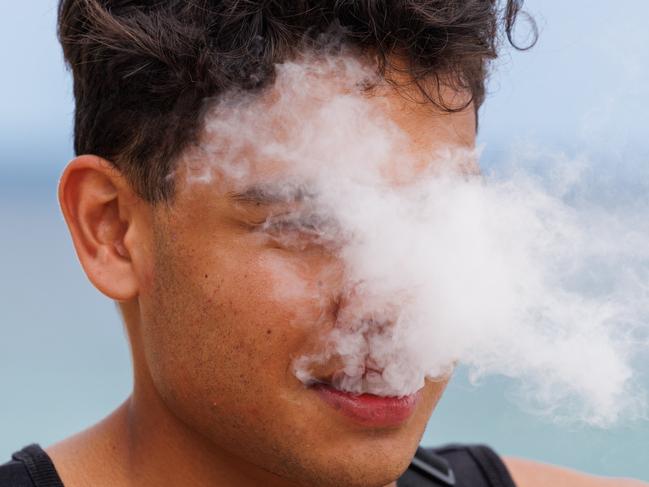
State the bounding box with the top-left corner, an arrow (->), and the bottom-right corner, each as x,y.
132,60 -> 476,487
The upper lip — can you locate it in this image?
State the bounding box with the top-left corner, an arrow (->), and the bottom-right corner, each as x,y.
308,364 -> 384,386
307,366 -> 396,398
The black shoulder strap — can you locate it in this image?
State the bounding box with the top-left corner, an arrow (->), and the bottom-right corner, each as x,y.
9,445 -> 65,487
462,445 -> 517,487
398,447 -> 456,487
0,458 -> 35,487
398,444 -> 517,487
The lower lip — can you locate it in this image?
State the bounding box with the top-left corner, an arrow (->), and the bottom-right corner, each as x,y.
312,384 -> 421,428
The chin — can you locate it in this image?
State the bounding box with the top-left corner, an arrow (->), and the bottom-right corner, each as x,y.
274,409 -> 426,487
261,378 -> 439,485
290,442 -> 415,487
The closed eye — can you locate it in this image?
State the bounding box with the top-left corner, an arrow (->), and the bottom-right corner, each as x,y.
256,213 -> 340,251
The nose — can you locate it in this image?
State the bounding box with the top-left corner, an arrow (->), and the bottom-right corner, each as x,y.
333,283 -> 399,336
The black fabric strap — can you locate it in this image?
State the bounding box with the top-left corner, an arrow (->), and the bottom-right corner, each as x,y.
465,445 -> 517,487
430,444 -> 517,487
0,459 -> 34,487
398,444 -> 517,487
11,445 -> 65,487
398,448 -> 457,487
410,448 -> 456,485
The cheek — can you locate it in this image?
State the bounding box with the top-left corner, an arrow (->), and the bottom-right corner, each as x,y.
143,244 -> 338,403
254,252 -> 341,323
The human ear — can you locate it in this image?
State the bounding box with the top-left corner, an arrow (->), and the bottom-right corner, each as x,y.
58,155 -> 141,301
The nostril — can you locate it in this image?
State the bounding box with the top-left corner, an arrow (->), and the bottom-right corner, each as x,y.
332,294 -> 342,321
365,357 -> 382,373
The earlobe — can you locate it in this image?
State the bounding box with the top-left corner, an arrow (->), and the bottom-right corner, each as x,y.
59,155 -> 141,301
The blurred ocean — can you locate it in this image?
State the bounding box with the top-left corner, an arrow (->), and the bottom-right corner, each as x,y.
1,0 -> 648,482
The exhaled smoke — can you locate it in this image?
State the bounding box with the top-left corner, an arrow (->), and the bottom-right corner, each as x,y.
180,53 -> 648,426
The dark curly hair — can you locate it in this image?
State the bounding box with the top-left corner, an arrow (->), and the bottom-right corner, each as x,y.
58,0 -> 536,202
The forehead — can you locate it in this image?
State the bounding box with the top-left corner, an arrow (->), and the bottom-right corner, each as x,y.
177,56 -> 477,195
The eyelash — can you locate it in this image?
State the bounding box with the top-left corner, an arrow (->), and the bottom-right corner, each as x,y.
253,213 -> 340,253
262,217 -> 319,236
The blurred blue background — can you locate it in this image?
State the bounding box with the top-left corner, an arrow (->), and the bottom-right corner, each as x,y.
1,1 -> 648,481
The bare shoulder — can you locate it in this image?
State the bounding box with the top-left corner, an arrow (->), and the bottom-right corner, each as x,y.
503,457 -> 648,487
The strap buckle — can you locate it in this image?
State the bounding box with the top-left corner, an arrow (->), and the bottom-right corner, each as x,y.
410,448 -> 456,486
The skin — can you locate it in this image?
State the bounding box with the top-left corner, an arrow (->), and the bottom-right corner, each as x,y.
48,64 -> 646,487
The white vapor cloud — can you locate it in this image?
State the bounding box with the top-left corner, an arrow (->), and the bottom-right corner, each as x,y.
181,53 -> 648,427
